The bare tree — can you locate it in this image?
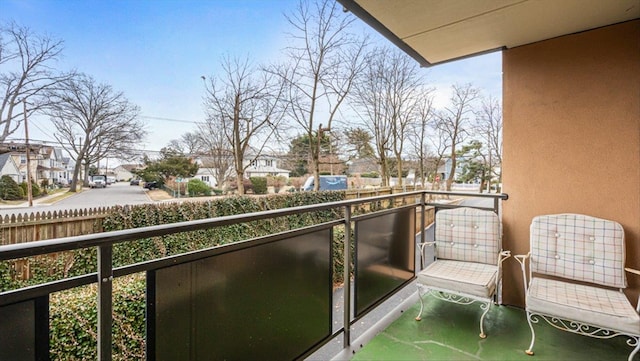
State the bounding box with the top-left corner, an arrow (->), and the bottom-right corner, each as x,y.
353,47 -> 422,186
195,118 -> 234,189
475,95 -> 503,192
427,125 -> 450,190
385,50 -> 424,186
435,83 -> 480,191
0,22 -> 74,141
167,132 -> 204,155
202,56 -> 286,194
409,90 -> 435,186
273,0 -> 367,190
352,49 -> 392,185
45,74 -> 146,191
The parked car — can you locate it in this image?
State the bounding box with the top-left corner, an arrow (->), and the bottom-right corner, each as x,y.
89,175 -> 107,188
143,181 -> 158,190
130,179 -> 140,186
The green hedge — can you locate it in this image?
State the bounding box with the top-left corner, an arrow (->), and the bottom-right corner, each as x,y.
4,192 -> 350,359
50,274 -> 146,360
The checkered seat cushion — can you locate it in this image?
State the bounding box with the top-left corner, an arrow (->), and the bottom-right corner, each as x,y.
417,260 -> 498,298
527,277 -> 640,335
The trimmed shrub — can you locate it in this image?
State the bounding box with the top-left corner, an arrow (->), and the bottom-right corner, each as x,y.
250,177 -> 267,194
20,181 -> 41,197
0,175 -> 24,200
187,178 -> 211,196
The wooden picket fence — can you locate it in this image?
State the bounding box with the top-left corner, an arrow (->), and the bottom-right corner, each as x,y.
0,207 -> 112,246
1,188 -> 436,246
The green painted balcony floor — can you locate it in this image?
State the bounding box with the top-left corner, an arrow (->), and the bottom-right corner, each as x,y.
351,298 -> 633,360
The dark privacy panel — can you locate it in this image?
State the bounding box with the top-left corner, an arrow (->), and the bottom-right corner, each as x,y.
355,208 -> 415,317
0,297 -> 48,361
151,229 -> 332,360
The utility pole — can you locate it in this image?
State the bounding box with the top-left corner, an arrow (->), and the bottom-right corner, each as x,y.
23,99 -> 33,206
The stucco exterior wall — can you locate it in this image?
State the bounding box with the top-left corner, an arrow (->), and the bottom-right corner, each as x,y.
502,20 -> 640,306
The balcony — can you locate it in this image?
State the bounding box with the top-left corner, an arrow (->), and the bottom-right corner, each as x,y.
1,190 -> 636,360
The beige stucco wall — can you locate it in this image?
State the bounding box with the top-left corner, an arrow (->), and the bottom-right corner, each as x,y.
502,20 -> 640,306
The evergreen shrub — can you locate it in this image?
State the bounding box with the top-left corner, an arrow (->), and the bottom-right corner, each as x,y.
0,175 -> 24,200
187,178 -> 211,196
250,177 -> 267,194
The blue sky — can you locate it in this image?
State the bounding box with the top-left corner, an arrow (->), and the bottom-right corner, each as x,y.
1,0 -> 502,154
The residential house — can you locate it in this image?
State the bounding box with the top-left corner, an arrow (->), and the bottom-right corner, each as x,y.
37,146 -> 66,187
347,156 -> 379,176
0,153 -> 21,183
192,153 -> 290,187
192,155 -> 234,188
244,154 -> 290,179
114,164 -> 140,181
0,142 -> 70,187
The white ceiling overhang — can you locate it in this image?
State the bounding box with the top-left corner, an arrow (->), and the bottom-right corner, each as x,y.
338,0 -> 640,67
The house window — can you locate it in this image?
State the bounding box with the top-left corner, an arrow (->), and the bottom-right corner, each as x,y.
202,176 -> 210,182
265,159 -> 273,167
20,156 -> 26,164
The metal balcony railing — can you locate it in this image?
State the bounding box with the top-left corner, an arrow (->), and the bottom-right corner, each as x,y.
0,190 -> 507,360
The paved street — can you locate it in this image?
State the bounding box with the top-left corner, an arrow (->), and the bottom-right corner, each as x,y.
0,182 -> 152,217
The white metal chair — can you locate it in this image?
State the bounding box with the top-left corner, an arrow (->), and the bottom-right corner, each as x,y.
515,213 -> 640,361
415,207 -> 511,338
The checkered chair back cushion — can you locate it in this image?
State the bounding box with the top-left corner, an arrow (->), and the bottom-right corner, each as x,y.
435,207 -> 501,265
530,214 -> 626,288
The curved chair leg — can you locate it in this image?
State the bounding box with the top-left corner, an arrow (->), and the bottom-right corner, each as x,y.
478,300 -> 491,338
628,336 -> 640,361
415,286 -> 425,321
525,312 -> 536,356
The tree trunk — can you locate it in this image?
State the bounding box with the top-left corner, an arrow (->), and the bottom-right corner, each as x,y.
446,148 -> 456,191
236,169 -> 244,195
69,157 -> 83,192
396,156 -> 403,186
83,162 -> 91,187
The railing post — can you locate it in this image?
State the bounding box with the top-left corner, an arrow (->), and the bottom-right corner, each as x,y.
420,192 -> 426,270
98,245 -> 113,361
343,204 -> 352,347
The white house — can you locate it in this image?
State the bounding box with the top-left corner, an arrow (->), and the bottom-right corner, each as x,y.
192,167 -> 220,188
0,153 -> 21,183
243,154 -> 290,179
114,164 -> 139,181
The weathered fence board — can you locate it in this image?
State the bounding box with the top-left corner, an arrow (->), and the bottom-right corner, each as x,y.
0,207 -> 112,246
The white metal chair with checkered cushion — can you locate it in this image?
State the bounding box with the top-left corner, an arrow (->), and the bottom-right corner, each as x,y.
515,214 -> 640,361
415,207 -> 511,338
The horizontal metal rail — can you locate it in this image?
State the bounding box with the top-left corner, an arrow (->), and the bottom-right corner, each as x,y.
0,190 -> 506,261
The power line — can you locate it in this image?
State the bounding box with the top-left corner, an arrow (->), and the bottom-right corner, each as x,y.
139,115 -> 206,126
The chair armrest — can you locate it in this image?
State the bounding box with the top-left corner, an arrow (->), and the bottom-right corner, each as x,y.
416,241 -> 436,252
498,250 -> 511,265
514,253 -> 531,293
416,242 -> 436,269
625,268 -> 640,312
625,268 -> 640,276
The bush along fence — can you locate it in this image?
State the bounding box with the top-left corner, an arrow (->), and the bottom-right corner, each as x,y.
1,189 -> 435,360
